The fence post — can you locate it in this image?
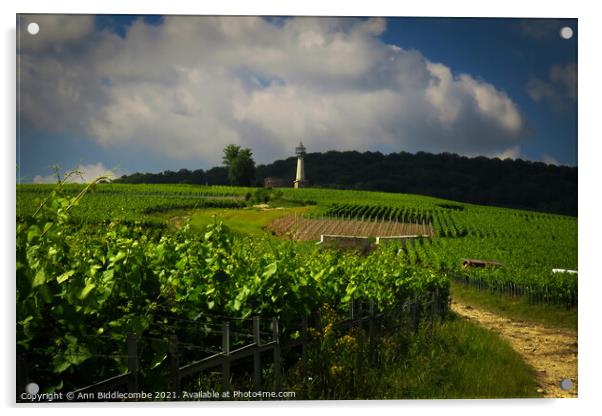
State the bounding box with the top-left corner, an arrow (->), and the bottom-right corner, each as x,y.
127,333 -> 138,393
272,318 -> 282,393
316,308 -> 323,334
349,298 -> 355,325
301,315 -> 308,390
222,321 -> 231,395
169,335 -> 181,395
431,291 -> 437,323
411,294 -> 419,334
253,316 -> 262,392
16,353 -> 28,397
368,300 -> 375,365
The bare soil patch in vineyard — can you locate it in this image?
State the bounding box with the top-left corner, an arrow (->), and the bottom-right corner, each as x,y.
267,215 -> 434,241
451,300 -> 577,398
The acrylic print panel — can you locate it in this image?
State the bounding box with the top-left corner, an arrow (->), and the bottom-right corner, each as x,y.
16,14 -> 577,402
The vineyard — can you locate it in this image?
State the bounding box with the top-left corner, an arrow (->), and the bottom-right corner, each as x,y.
15,180 -> 577,399
16,181 -> 448,399
268,214 -> 434,241
284,201 -> 577,307
16,183 -> 247,224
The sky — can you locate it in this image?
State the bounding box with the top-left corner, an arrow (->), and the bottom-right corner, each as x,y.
16,15 -> 577,183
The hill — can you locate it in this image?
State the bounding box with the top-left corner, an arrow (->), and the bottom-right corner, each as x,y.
117,150 -> 577,216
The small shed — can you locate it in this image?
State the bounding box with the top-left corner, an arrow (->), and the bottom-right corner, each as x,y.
264,177 -> 291,188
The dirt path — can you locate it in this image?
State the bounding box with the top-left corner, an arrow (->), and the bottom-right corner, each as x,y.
451,300 -> 578,398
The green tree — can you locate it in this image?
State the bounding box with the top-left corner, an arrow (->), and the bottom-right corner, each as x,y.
222,144 -> 256,186
222,144 -> 240,167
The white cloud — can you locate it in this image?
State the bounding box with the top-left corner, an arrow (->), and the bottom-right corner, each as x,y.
32,174 -> 58,184
526,63 -> 577,111
19,16 -> 528,167
491,145 -> 522,160
541,154 -> 560,166
550,63 -> 577,100
33,163 -> 117,184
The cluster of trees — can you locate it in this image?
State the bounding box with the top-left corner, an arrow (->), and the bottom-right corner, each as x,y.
116,167 -> 228,185
263,151 -> 576,216
117,148 -> 577,216
118,144 -> 255,186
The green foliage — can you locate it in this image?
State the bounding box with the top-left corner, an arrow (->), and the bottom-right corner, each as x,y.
250,188 -> 280,204
222,144 -> 256,186
115,151 -> 577,216
17,183 -> 247,224
320,200 -> 577,306
15,176 -> 576,396
17,182 -> 577,307
17,181 -> 448,392
254,150 -> 577,216
115,168 -> 207,185
243,187 -> 316,207
188,206 -> 310,238
374,315 -> 540,399
450,281 -> 577,330
325,202 -> 434,223
285,309 -> 539,399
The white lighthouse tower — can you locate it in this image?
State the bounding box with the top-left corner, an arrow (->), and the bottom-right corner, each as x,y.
294,141 -> 309,188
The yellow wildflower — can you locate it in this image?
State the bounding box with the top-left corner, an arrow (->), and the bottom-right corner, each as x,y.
330,364 -> 344,377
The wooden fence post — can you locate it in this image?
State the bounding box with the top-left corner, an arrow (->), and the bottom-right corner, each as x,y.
272,318 -> 281,393
431,290 -> 437,323
222,321 -> 231,395
349,298 -> 355,324
169,335 -> 181,394
411,295 -> 419,334
253,316 -> 261,392
368,300 -> 375,365
316,308 -> 323,334
16,353 -> 28,396
127,333 -> 138,393
301,315 -> 308,388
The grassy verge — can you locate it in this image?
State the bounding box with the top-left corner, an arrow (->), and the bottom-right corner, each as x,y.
149,205 -> 315,237
371,314 -> 540,399
450,280 -> 577,331
284,314 -> 540,399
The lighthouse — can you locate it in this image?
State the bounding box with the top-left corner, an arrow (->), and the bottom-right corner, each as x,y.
294,141 -> 309,188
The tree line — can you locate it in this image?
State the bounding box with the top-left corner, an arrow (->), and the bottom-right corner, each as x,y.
116,149 -> 577,216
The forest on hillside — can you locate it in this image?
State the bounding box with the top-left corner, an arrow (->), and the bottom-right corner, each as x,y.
116,150 -> 577,216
